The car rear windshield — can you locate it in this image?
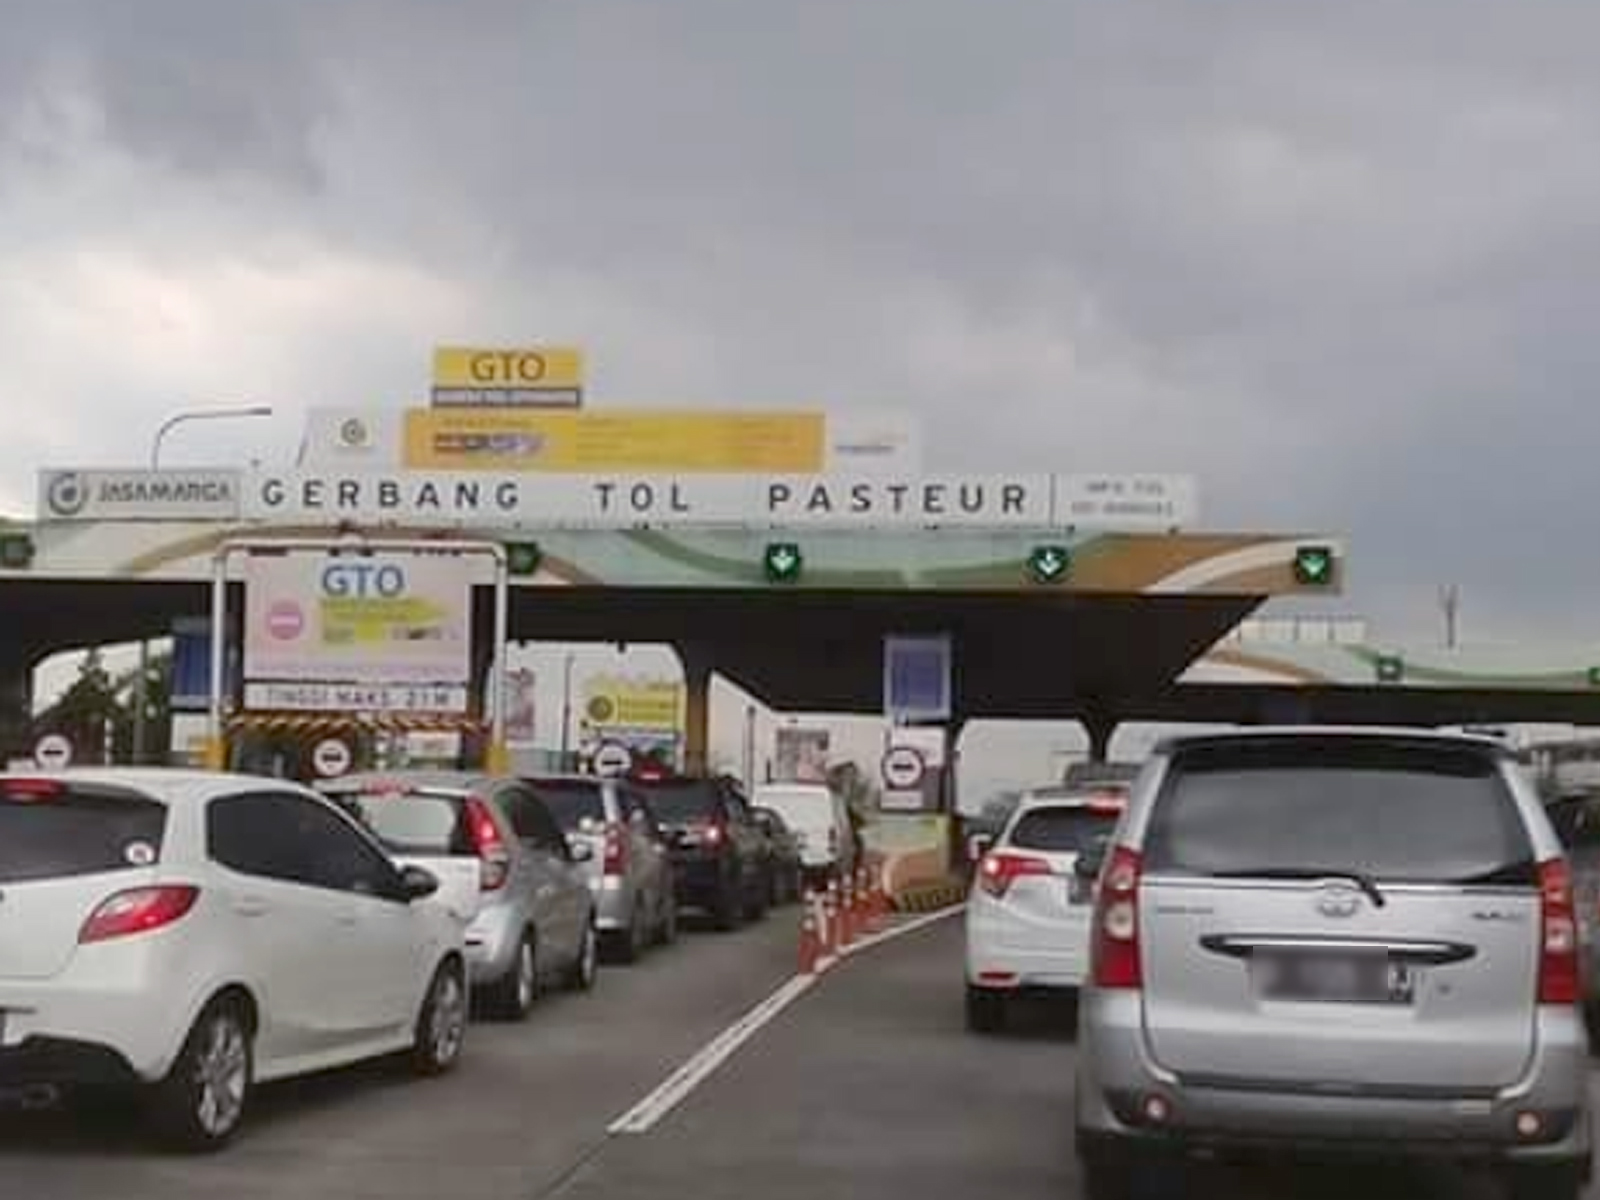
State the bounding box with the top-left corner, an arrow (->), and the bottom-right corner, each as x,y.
1144,739 -> 1536,884
636,782 -> 719,822
528,781 -> 607,832
0,783 -> 167,882
1009,806 -> 1120,854
333,791 -> 472,856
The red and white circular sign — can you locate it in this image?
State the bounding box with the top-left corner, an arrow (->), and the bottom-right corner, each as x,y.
266,601 -> 306,641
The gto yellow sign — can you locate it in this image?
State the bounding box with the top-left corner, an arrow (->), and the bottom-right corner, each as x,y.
431,346 -> 584,405
403,408 -> 827,473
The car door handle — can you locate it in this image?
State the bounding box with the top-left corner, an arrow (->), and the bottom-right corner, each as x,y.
232,897 -> 271,918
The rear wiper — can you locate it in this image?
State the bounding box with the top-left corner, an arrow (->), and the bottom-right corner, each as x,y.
1447,860 -> 1539,887
1209,866 -> 1387,909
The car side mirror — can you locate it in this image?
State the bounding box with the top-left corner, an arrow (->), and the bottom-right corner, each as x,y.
398,864 -> 440,902
568,839 -> 596,863
966,833 -> 994,863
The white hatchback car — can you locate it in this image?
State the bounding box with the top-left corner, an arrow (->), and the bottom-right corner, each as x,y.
0,769 -> 468,1150
964,785 -> 1128,1032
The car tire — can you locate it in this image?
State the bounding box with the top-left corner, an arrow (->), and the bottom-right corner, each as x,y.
565,920 -> 599,991
964,985 -> 1007,1034
482,932 -> 538,1021
655,892 -> 679,945
713,876 -> 744,931
412,959 -> 468,1076
744,868 -> 770,922
1506,1163 -> 1585,1200
609,902 -> 647,965
148,996 -> 254,1152
1078,1141 -> 1139,1200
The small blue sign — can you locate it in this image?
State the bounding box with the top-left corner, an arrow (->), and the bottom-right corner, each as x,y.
883,635 -> 952,723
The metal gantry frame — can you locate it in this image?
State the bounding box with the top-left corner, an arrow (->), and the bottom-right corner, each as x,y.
206,536 -> 510,772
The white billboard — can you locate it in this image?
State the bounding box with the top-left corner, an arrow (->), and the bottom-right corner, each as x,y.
242,552 -> 472,686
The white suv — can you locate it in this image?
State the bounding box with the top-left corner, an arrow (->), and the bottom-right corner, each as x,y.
0,769 -> 467,1150
964,785 -> 1127,1032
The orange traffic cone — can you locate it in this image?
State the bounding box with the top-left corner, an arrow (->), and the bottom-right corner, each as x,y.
824,881 -> 841,956
798,894 -> 822,975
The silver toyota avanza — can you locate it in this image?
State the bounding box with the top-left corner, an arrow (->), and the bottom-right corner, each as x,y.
1075,729 -> 1592,1200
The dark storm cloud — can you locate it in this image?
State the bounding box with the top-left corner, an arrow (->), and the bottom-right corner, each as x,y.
3,0 -> 1600,639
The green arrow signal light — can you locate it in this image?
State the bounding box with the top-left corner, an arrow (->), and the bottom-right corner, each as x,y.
1293,545 -> 1336,586
1027,545 -> 1072,584
504,542 -> 543,578
763,542 -> 804,584
0,534 -> 35,570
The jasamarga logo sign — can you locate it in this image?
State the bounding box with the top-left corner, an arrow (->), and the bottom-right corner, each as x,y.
38,469 -> 240,522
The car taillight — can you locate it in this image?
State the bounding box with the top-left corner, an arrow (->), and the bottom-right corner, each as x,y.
1091,846 -> 1144,990
1,779 -> 65,802
1538,858 -> 1580,1005
79,886 -> 199,944
977,851 -> 1051,898
703,822 -> 725,848
464,797 -> 510,892
604,824 -> 630,876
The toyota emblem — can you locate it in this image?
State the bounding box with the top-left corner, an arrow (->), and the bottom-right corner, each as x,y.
1315,883 -> 1362,919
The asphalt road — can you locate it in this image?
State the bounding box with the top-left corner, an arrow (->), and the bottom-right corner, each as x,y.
1,909 -> 1595,1199
0,911 -> 800,1200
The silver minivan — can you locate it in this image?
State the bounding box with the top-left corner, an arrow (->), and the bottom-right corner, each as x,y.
1075,729 -> 1592,1200
522,775 -> 677,963
320,772 -> 598,1022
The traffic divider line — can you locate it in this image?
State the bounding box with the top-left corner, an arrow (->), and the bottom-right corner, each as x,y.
612,904 -> 964,1136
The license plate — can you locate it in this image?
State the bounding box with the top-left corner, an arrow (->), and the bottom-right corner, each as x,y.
1254,953 -> 1417,1005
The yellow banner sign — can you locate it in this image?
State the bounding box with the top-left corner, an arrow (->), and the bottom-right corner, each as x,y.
403,408 -> 827,473
583,677 -> 684,733
431,346 -> 585,404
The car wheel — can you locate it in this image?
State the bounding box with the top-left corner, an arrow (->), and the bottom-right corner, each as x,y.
566,920 -> 599,991
964,985 -> 1007,1034
655,891 -> 679,945
148,997 -> 253,1152
483,932 -> 538,1021
609,901 -> 647,965
1077,1140 -> 1142,1200
412,960 -> 468,1076
713,876 -> 744,931
1506,1164 -> 1585,1200
744,870 -> 770,922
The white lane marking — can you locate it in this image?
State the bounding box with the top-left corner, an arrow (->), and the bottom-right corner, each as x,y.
607,904 -> 965,1136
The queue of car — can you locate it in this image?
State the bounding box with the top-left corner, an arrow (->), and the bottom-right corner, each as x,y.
967,729 -> 1595,1200
0,764 -> 823,1153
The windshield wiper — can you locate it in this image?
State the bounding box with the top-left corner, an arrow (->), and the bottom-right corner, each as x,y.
1209,866 -> 1387,908
1447,859 -> 1539,887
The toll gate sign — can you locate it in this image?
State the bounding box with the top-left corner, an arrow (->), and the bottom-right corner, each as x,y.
243,552 -> 472,694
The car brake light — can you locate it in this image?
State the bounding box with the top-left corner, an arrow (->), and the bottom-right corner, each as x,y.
1086,791 -> 1126,815
703,822 -> 725,847
1538,858 -> 1579,1005
79,886 -> 199,944
603,823 -> 630,876
977,851 -> 1051,898
1,779 -> 65,802
359,779 -> 414,796
464,797 -> 510,891
1091,846 -> 1144,990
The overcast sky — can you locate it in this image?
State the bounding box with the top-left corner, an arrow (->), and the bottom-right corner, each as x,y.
3,1 -> 1599,643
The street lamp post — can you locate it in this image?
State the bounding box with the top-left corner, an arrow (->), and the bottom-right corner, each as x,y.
136,405 -> 273,763
150,404 -> 274,469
